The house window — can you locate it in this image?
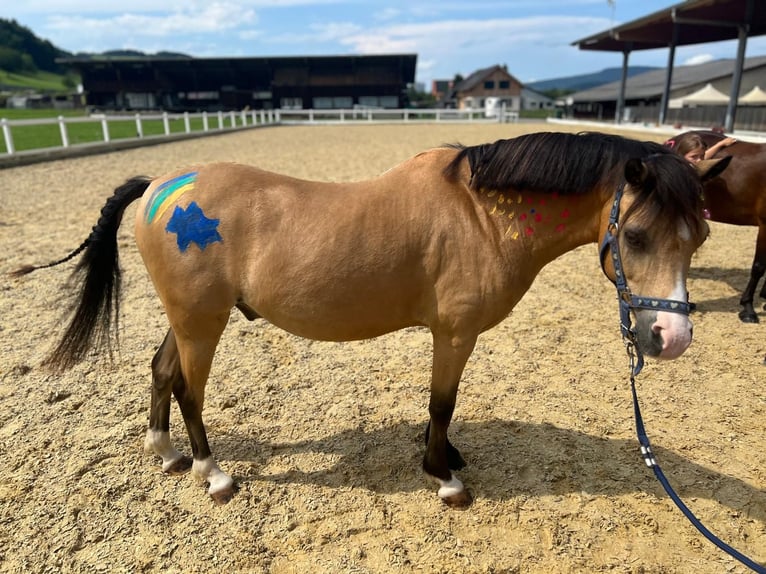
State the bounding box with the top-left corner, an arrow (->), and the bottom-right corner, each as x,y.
484,80 -> 495,89
499,80 -> 510,89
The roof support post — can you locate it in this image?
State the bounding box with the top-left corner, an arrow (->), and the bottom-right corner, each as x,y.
615,49 -> 630,124
659,24 -> 679,126
724,26 -> 747,132
725,0 -> 754,132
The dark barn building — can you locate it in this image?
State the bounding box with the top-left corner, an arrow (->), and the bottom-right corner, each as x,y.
59,54 -> 417,112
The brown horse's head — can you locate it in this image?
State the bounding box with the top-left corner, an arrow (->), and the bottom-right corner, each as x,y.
600,151 -> 731,360
445,131 -> 730,363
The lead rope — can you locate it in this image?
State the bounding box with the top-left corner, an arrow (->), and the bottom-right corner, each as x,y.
625,343 -> 766,573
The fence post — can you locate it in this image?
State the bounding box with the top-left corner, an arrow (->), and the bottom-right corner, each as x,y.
229,111 -> 236,128
101,117 -> 110,143
184,112 -> 191,133
1,119 -> 15,155
217,111 -> 224,129
162,112 -> 171,135
260,110 -> 265,124
135,113 -> 144,138
57,116 -> 70,148
202,111 -> 209,132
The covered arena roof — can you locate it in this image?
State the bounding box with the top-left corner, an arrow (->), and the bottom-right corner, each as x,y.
573,0 -> 766,53
571,0 -> 766,131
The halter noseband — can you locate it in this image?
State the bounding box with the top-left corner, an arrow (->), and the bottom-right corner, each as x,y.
599,182 -> 692,377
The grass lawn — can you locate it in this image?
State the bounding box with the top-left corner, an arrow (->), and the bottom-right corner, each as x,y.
0,109 -> 213,153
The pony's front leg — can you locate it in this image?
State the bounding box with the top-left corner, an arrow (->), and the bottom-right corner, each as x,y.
740,225 -> 766,323
144,329 -> 192,474
423,332 -> 477,508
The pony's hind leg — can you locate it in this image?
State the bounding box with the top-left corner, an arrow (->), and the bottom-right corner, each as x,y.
144,329 -> 192,474
171,312 -> 235,504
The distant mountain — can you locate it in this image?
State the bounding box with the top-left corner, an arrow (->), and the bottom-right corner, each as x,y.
527,66 -> 660,93
71,49 -> 192,59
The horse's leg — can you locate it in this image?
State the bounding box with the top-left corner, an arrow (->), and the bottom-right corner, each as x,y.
423,332 -> 477,509
739,224 -> 766,323
172,312 -> 234,504
424,421 -> 466,470
143,328 -> 192,474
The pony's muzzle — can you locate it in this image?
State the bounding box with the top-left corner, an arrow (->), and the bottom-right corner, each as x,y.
650,311 -> 693,359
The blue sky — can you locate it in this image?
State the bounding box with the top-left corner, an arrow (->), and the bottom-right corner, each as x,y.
6,1 -> 766,87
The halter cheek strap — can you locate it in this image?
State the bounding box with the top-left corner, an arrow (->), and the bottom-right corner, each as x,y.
599,182 -> 692,377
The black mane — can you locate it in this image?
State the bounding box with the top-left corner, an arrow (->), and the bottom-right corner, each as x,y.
444,131 -> 676,195
444,131 -> 706,241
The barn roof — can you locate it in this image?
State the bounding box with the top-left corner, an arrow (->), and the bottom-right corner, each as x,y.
570,55 -> 766,102
573,0 -> 766,53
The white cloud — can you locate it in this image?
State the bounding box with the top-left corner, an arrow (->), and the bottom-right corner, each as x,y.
47,3 -> 257,37
682,53 -> 715,66
335,16 -> 609,56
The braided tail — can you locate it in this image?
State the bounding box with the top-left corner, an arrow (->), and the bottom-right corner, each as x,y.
13,176 -> 154,372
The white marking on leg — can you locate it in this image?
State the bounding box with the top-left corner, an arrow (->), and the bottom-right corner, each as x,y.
437,473 -> 465,499
144,429 -> 184,471
192,456 -> 234,495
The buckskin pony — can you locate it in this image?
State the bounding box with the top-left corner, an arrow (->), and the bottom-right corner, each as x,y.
13,131 -> 729,507
669,129 -> 766,323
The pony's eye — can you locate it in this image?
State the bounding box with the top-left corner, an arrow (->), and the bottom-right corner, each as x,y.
623,228 -> 649,251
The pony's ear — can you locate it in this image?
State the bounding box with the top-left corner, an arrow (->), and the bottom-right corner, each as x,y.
695,155 -> 732,182
624,158 -> 649,187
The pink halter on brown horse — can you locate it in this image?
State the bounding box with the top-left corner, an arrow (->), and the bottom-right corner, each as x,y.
668,130 -> 766,323
14,131 -> 728,507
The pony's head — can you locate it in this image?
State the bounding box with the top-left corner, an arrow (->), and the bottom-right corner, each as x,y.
600,151 -> 731,361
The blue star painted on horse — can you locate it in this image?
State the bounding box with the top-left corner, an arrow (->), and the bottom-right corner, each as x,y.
165,201 -> 222,252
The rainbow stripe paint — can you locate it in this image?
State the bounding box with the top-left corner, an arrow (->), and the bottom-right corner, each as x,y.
144,172 -> 199,224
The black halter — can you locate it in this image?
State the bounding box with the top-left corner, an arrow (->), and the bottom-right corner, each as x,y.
599,182 -> 692,377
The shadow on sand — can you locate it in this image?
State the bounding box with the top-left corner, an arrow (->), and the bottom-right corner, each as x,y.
211,417 -> 765,524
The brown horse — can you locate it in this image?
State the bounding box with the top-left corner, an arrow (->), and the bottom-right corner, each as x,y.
13,131 -> 728,507
670,130 -> 766,323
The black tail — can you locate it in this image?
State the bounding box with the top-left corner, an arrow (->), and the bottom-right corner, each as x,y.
13,176 -> 154,372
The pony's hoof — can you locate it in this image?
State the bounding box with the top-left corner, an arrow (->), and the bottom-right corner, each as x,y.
738,310 -> 759,323
209,484 -> 238,505
441,489 -> 473,509
164,456 -> 193,475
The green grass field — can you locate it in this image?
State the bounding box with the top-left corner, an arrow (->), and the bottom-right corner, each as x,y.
0,109 -> 218,153
0,69 -> 74,92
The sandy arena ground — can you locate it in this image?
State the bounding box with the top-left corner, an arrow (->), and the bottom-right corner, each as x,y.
1,122 -> 765,573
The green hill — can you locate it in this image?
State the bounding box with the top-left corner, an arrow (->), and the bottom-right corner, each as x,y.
0,18 -> 76,92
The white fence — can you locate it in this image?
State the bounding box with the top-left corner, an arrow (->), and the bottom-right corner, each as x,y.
276,107 -> 519,124
0,107 -> 519,159
0,109 -> 278,156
